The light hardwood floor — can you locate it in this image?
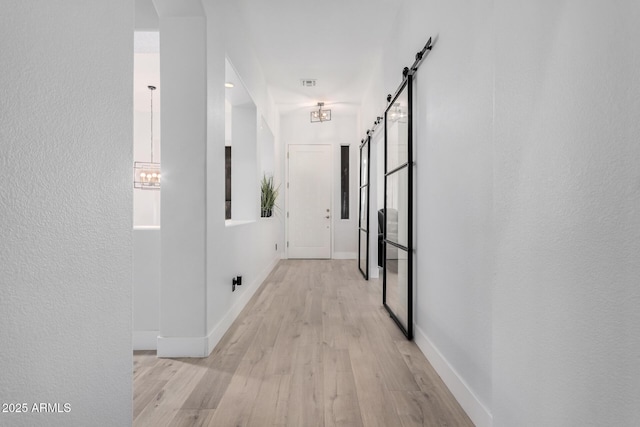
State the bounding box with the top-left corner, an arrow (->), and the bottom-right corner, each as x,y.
133,260 -> 473,427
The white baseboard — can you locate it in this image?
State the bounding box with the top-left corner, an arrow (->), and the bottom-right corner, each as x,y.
155,256 -> 280,358
157,335 -> 208,358
332,251 -> 357,259
205,255 -> 281,355
133,330 -> 159,351
414,325 -> 493,427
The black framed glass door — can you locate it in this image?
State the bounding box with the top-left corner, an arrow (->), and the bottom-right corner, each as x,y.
383,75 -> 413,339
358,136 -> 371,279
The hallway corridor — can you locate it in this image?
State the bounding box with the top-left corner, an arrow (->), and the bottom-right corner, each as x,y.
133,260 -> 472,426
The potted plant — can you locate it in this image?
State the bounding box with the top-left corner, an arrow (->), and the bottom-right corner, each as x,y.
260,174 -> 279,217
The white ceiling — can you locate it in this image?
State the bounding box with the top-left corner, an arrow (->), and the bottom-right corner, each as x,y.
134,0 -> 402,113
234,0 -> 402,112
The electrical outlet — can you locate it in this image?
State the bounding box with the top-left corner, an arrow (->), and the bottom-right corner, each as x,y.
232,275 -> 243,292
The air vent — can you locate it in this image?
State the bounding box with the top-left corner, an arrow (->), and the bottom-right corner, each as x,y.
301,79 -> 317,87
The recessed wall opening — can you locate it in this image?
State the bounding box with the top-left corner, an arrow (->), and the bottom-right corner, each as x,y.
224,57 -> 257,223
133,31 -> 161,228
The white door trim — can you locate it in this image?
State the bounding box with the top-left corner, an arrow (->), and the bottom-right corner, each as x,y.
285,143 -> 333,259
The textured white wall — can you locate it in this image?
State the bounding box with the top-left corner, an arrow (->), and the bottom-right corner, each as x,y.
0,1 -> 133,426
279,110 -> 360,257
493,1 -> 640,425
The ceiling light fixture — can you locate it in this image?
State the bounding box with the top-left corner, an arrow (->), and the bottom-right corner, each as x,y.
310,102 -> 331,123
389,102 -> 407,123
134,85 -> 161,190
225,82 -> 234,88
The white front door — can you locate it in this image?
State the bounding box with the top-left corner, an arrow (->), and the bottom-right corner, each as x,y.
287,144 -> 332,259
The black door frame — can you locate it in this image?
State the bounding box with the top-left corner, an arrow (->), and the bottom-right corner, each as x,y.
358,135 -> 371,279
383,74 -> 413,340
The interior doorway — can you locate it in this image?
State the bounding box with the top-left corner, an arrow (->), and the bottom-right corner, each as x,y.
287,144 -> 332,258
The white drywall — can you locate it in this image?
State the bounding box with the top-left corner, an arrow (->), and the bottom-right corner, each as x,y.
230,104 -> 258,221
136,0 -> 159,30
362,1 -> 640,426
204,0 -> 284,340
156,11 -> 208,346
0,1 -> 133,426
493,2 -> 640,425
133,228 -> 160,349
280,110 -> 360,257
150,0 -> 283,356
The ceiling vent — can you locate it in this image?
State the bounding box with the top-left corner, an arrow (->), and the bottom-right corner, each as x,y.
301,79 -> 317,87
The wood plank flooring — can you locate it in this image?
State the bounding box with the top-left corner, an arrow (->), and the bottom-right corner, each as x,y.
133,260 -> 473,427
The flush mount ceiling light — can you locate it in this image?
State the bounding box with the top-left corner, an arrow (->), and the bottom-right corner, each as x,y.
225,82 -> 234,88
310,102 -> 331,123
134,85 -> 161,190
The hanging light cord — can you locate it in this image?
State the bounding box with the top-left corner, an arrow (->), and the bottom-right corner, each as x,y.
148,85 -> 156,163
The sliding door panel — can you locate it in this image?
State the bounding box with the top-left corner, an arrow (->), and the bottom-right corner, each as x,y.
383,75 -> 413,339
358,137 -> 371,279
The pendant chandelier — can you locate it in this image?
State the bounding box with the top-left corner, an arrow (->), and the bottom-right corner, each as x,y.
134,85 -> 161,190
310,102 -> 331,123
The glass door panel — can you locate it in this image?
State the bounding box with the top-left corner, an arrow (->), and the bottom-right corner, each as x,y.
383,76 -> 413,339
385,167 -> 409,248
384,243 -> 409,331
360,187 -> 368,231
385,86 -> 409,172
358,137 -> 370,279
359,230 -> 368,275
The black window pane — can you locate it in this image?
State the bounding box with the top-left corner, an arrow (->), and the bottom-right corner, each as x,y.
340,145 -> 349,219
225,146 -> 231,220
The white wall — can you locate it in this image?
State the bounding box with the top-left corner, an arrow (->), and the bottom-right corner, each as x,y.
493,2 -> 640,425
203,0 -> 284,347
136,0 -> 159,30
230,104 -> 258,221
361,0 -> 494,424
0,1 -> 133,426
154,2 -> 209,354
133,229 -> 161,350
280,109 -> 360,258
149,0 -> 284,356
362,1 -> 640,426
